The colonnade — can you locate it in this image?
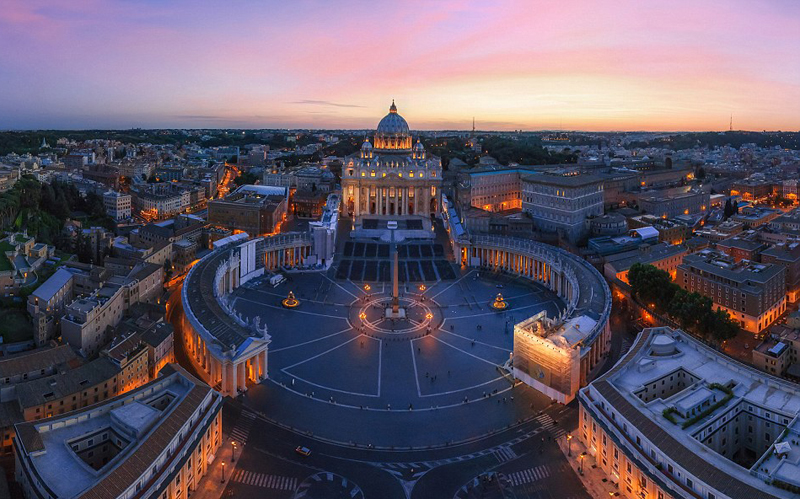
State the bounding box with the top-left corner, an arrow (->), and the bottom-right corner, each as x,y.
351,184 -> 438,217
264,243 -> 313,270
470,245 -> 574,304
186,326 -> 267,394
469,240 -> 611,386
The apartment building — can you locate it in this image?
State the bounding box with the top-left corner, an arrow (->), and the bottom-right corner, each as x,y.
677,249 -> 786,334
208,184 -> 288,236
638,188 -> 709,219
761,242 -> 800,303
521,172 -> 604,243
103,190 -> 132,221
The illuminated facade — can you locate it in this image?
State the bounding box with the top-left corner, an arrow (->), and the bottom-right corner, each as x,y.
342,101 -> 442,218
465,236 -> 612,403
580,327 -> 800,499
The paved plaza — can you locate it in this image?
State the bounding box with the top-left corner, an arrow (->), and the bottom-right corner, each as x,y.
230,250 -> 564,447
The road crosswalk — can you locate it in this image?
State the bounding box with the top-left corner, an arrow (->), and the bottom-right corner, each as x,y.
493,446 -> 518,463
232,469 -> 298,490
535,413 -> 566,438
505,465 -> 550,486
231,410 -> 256,445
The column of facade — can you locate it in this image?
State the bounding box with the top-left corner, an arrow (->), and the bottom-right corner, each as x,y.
223,362 -> 232,395
398,188 -> 404,215
238,362 -> 247,389
209,355 -> 216,385
258,351 -> 267,379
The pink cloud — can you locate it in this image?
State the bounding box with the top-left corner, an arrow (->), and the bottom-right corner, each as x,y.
0,0 -> 798,130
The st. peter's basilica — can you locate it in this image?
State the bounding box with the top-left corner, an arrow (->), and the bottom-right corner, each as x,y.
342,101 -> 442,218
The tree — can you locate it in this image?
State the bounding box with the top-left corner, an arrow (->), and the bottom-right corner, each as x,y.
629,263 -> 742,342
628,263 -> 675,310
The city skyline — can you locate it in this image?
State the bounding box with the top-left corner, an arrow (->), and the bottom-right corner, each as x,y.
2,0 -> 799,131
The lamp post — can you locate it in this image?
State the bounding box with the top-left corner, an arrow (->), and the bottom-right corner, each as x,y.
567,433 -> 572,457
231,441 -> 237,462
579,452 -> 586,474
221,461 -> 226,483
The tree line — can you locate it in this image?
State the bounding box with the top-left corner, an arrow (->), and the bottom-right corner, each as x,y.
627,263 -> 739,343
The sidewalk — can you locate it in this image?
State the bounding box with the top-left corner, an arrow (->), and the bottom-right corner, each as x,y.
556,434 -> 621,498
192,432 -> 238,499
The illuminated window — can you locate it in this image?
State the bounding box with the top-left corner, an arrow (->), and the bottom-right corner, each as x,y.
361,171 -> 365,177
410,171 -> 414,178
370,170 -> 376,177
431,186 -> 436,196
382,172 -> 386,177
398,173 -> 403,177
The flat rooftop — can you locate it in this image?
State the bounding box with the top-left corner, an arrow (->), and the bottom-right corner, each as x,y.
588,327 -> 800,498
15,365 -> 215,499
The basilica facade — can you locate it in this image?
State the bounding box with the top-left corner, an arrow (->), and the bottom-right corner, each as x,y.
343,101 -> 442,218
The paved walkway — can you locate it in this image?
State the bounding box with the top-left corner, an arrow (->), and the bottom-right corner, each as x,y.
191,431 -> 238,499
557,434 -> 620,498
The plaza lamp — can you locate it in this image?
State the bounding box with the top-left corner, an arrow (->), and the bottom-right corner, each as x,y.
221,461 -> 226,483
567,433 -> 572,456
231,441 -> 237,462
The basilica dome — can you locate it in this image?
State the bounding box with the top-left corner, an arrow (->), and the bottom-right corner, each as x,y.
376,101 -> 410,135
374,100 -> 412,151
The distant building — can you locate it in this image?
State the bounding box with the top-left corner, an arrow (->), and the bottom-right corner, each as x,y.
731,178 -> 775,202
588,227 -> 660,257
603,242 -> 687,284
627,214 -> 691,245
730,206 -> 781,229
521,172 -> 604,243
131,183 -> 190,220
586,213 -> 628,237
716,234 -> 768,262
14,364 -> 222,499
678,249 -> 786,334
208,184 -> 288,236
103,190 -> 132,221
761,242 -> 800,303
638,188 -> 709,219
0,232 -> 53,297
752,324 -> 800,378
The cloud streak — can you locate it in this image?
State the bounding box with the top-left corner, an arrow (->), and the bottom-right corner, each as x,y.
292,100 -> 365,108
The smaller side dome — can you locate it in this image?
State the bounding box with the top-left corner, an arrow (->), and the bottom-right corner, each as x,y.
361,139 -> 373,150
414,139 -> 425,151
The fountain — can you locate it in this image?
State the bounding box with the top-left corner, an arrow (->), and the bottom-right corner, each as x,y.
490,292 -> 508,311
282,291 -> 300,308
